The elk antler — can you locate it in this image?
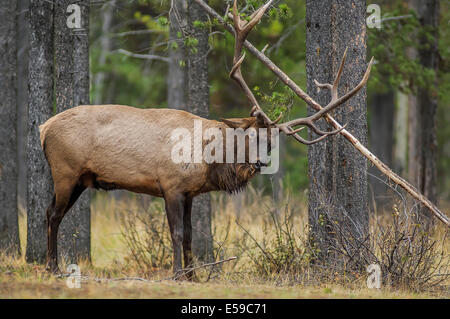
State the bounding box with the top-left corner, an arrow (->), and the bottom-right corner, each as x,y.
228,0 -> 374,145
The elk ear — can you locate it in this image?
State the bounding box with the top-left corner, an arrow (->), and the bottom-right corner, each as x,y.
221,118 -> 254,129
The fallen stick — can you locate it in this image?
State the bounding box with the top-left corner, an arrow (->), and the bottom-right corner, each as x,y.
193,0 -> 449,228
55,257 -> 237,284
171,256 -> 238,281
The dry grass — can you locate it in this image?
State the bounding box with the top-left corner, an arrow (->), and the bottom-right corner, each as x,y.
1,188 -> 448,299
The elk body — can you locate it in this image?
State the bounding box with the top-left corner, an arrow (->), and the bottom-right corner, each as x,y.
40,104 -> 268,274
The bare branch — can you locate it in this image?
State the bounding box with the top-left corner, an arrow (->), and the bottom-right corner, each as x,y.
116,49 -> 170,63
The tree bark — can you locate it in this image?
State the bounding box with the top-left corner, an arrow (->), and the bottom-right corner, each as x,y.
54,0 -> 91,264
306,0 -> 369,261
168,0 -> 187,110
407,0 -> 439,228
17,0 -> 29,211
93,0 -> 115,105
26,0 -> 54,263
393,90 -> 408,176
72,0 -> 91,262
0,0 -> 20,255
187,0 -> 214,263
369,91 -> 394,209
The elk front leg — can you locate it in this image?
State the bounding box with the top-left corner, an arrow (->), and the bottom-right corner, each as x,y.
164,193 -> 185,275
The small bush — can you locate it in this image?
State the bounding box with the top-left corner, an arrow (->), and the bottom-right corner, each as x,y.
120,199 -> 173,276
307,197 -> 449,291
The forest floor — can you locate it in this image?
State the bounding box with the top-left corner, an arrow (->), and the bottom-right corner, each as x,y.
1,190 -> 448,299
0,269 -> 442,299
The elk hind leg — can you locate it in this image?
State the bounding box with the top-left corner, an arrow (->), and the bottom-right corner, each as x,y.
45,180 -> 84,273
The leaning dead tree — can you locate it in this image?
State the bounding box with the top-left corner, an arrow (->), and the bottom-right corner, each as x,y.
194,0 -> 449,228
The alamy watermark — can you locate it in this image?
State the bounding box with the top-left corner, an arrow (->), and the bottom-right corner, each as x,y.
170,120 -> 280,175
367,4 -> 381,29
66,264 -> 81,289
66,4 -> 82,29
367,263 -> 382,289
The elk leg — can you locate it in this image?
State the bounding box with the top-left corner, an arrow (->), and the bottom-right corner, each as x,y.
183,196 -> 193,279
64,184 -> 86,214
164,193 -> 185,276
45,195 -> 57,271
45,182 -> 84,273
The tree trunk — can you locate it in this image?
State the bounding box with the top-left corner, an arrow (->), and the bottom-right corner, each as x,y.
26,0 -> 54,263
72,0 -> 91,262
271,134 -> 285,215
393,90 -> 408,176
93,0 -> 115,105
187,0 -> 214,264
368,91 -> 394,210
17,0 -> 29,211
168,0 -> 187,110
306,0 -> 369,261
54,0 -> 91,264
407,0 -> 439,228
0,0 -> 20,255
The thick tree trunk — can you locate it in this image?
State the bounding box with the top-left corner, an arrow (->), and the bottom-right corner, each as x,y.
187,0 -> 214,264
306,0 -> 369,261
17,0 -> 29,211
369,91 -> 394,209
54,0 -> 91,264
407,0 -> 439,228
72,0 -> 91,262
26,0 -> 54,263
168,0 -> 187,110
0,0 -> 20,255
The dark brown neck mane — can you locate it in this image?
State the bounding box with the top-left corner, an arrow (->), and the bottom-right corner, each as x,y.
208,162 -> 258,194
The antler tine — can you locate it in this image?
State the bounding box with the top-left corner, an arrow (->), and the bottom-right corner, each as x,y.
313,48 -> 347,100
252,109 -> 283,125
231,0 -> 273,33
242,0 -> 273,36
229,51 -> 246,78
285,55 -> 374,129
231,0 -> 244,32
318,56 -> 374,117
314,81 -> 333,92
230,0 -> 276,121
279,126 -> 330,145
332,47 -> 348,100
278,119 -> 346,145
306,122 -> 347,137
231,0 -> 273,61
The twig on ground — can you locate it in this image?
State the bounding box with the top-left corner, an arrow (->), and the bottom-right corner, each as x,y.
171,256 -> 238,281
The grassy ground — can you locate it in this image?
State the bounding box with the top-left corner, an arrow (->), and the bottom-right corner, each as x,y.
1,273 -> 440,299
1,189 -> 448,299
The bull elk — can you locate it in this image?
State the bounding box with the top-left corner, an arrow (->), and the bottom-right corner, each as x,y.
40,0 -> 372,275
